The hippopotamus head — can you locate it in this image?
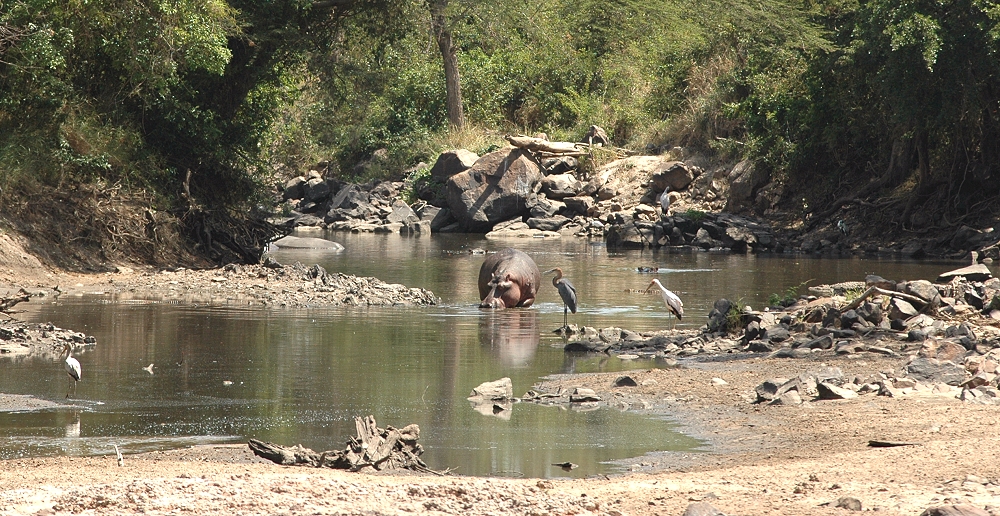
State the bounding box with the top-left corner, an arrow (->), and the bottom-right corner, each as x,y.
478,248 -> 541,309
480,272 -> 529,309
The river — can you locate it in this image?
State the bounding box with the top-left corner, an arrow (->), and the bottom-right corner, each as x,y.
0,232 -> 975,477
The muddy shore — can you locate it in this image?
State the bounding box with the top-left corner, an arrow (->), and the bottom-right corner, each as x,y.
2,257 -> 1000,515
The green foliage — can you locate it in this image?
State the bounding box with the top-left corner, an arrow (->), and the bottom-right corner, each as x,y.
684,209 -> 707,221
768,280 -> 812,307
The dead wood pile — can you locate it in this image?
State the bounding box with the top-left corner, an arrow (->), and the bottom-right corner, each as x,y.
248,415 -> 439,474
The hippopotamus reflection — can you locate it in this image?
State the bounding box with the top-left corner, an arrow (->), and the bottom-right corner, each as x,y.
478,248 -> 541,309
479,309 -> 540,367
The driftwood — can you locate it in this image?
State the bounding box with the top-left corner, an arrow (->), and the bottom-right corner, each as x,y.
505,135 -> 583,154
842,286 -> 929,312
0,289 -> 31,315
249,415 -> 440,474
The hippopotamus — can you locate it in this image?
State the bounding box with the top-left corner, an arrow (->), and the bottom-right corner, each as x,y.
478,248 -> 541,309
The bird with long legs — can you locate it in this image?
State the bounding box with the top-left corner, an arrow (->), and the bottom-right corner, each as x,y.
646,278 -> 684,329
658,187 -> 671,219
61,343 -> 81,398
543,268 -> 577,331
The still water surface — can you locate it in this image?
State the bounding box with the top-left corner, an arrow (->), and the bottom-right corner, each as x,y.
0,233 -> 977,477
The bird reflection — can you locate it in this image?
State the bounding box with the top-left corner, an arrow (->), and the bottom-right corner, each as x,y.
479,310 -> 540,367
64,411 -> 81,438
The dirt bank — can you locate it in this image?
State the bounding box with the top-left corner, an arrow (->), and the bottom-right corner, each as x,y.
3,352 -> 1000,515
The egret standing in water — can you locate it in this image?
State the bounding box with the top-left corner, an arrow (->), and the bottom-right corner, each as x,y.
62,343 -> 81,398
543,268 -> 577,329
646,278 -> 684,329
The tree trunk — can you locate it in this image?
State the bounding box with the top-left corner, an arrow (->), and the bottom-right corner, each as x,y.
430,0 -> 464,129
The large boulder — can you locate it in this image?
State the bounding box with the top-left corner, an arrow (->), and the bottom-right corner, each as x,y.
649,161 -> 695,192
430,149 -> 479,181
446,148 -> 544,232
540,173 -> 582,199
725,160 -> 769,213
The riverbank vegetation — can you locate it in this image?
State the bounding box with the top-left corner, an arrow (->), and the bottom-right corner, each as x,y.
1,0 -> 998,265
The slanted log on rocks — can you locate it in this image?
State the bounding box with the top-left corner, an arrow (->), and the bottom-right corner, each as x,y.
249,415 -> 439,474
0,289 -> 31,313
505,135 -> 583,154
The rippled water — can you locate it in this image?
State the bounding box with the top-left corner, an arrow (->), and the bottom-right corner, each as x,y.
0,232 -> 979,477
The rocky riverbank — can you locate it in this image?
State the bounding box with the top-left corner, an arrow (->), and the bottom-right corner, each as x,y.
272,133 -> 999,262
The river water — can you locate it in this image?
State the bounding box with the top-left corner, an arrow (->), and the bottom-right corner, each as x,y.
0,232 -> 978,477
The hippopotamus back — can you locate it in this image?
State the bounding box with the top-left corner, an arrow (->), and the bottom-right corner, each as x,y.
478,248 -> 541,309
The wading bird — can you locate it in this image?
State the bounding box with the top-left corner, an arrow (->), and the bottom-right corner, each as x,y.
646,278 -> 684,329
62,343 -> 81,398
543,268 -> 577,329
659,187 -> 671,219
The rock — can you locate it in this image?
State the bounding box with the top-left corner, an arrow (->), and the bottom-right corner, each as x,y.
564,341 -> 611,353
579,125 -> 609,146
271,236 -> 344,251
562,196 -> 595,216
570,388 -> 601,402
386,201 -> 419,224
468,377 -> 514,400
613,375 -> 638,387
725,160 -> 769,213
866,274 -> 896,291
905,357 -> 969,385
650,161 -> 695,192
292,214 -> 324,227
889,298 -> 919,320
446,148 -> 544,231
938,264 -> 993,283
816,381 -> 858,400
901,280 -> 942,309
769,390 -> 803,406
526,216 -> 571,232
802,334 -> 834,349
681,501 -> 727,516
763,325 -> 790,343
920,504 -> 991,516
400,220 -> 432,235
540,173 -> 582,199
836,497 -> 863,511
541,156 -> 578,175
283,176 -> 307,200
303,177 -> 332,204
755,378 -> 789,402
919,339 -> 968,363
430,149 -> 479,181
606,223 -> 655,248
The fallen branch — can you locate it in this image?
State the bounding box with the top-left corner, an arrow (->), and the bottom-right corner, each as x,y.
249,415 -> 442,475
0,289 -> 31,313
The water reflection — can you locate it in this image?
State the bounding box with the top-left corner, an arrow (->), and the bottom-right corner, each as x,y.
478,309 -> 540,367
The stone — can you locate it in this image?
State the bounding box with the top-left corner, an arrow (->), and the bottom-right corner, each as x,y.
817,381 -> 858,400
836,497 -> 863,511
681,501 -> 727,516
446,148 -> 544,231
902,280 -> 942,309
905,357 -> 969,385
541,156 -> 578,175
283,176 -> 307,200
580,125 -> 610,146
386,201 -> 419,224
919,339 -> 968,363
430,149 -> 478,181
919,505 -> 991,516
562,196 -> 596,216
468,377 -> 513,400
271,236 -> 344,251
614,375 -> 638,387
526,216 -> 571,232
763,325 -> 790,343
755,378 -> 789,402
650,161 -> 695,192
303,177 -> 331,203
866,274 -> 896,291
540,173 -> 582,199
570,387 -> 601,402
938,264 -> 993,283
889,298 -> 919,320
769,390 -> 803,406
725,160 -> 769,212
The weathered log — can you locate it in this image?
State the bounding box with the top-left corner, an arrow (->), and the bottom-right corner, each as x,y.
249,415 -> 439,474
505,135 -> 582,154
0,289 -> 31,314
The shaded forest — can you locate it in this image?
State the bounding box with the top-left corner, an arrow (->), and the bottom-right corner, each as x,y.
1,0 -> 998,263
